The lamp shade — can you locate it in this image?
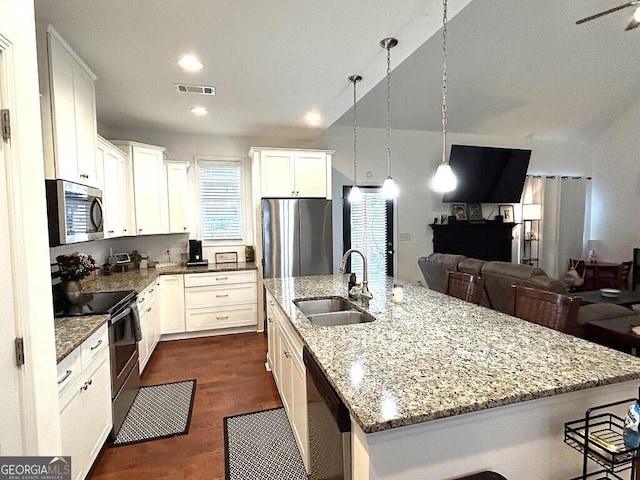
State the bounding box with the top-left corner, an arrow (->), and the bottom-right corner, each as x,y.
431,164 -> 457,193
522,203 -> 542,221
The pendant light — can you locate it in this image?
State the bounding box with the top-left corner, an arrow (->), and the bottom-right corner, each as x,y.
431,0 -> 457,193
380,37 -> 399,199
348,75 -> 363,203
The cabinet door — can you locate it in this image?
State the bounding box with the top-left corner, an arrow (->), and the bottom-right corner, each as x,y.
260,151 -> 295,197
133,146 -> 169,234
48,35 -> 78,182
277,322 -> 293,413
74,66 -> 98,186
138,307 -> 150,372
117,155 -> 134,236
291,355 -> 308,469
101,144 -> 121,238
159,275 -> 185,334
293,151 -> 326,197
166,162 -> 189,233
59,384 -> 84,480
81,353 -> 112,468
266,296 -> 277,371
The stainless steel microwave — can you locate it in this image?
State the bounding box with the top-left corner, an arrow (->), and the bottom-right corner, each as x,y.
46,179 -> 104,246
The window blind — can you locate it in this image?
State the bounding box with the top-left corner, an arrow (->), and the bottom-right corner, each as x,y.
350,190 -> 387,282
199,162 -> 243,241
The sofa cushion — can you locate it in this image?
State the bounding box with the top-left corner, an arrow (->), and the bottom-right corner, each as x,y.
480,261 -> 568,315
418,254 -> 466,293
458,258 -> 484,277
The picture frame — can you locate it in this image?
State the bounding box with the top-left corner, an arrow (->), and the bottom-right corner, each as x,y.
451,203 -> 468,221
498,205 -> 514,223
215,251 -> 238,264
467,203 -> 483,221
439,214 -> 448,225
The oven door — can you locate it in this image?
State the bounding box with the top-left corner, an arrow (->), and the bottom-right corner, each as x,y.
109,305 -> 139,398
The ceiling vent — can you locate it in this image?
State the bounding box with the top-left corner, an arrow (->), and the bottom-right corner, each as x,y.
174,83 -> 216,95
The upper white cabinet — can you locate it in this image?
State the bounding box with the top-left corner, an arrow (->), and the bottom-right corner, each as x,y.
112,141 -> 169,235
38,26 -> 99,188
99,136 -> 134,238
249,148 -> 333,199
166,161 -> 190,233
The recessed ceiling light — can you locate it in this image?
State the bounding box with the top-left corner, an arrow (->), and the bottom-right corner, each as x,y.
305,111 -> 322,126
190,106 -> 208,116
177,56 -> 203,72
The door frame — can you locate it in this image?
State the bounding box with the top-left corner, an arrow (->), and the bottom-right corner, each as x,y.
341,185 -> 395,276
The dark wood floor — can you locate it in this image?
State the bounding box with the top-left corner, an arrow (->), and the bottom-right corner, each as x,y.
89,332 -> 282,480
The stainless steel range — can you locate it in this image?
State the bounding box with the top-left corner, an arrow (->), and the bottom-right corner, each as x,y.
54,289 -> 141,439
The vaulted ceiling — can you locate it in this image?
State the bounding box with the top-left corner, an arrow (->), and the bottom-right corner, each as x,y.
34,0 -> 640,142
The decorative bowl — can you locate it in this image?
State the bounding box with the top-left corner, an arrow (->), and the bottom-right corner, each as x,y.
600,288 -> 621,298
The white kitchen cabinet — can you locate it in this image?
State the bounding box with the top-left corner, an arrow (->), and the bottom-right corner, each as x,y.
38,26 -> 99,188
112,141 -> 169,235
138,280 -> 160,372
99,136 -> 134,238
265,290 -> 308,470
184,271 -> 257,332
166,161 -> 190,233
249,148 -> 333,199
159,274 -> 186,334
57,325 -> 111,480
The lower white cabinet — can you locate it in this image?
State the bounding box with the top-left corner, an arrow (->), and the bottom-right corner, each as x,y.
57,325 -> 111,480
266,291 -> 308,471
159,274 -> 185,334
138,279 -> 160,372
183,271 -> 257,332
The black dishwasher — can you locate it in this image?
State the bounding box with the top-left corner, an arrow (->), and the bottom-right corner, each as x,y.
303,346 -> 351,480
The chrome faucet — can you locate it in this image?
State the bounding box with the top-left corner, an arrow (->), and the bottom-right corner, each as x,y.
339,248 -> 373,308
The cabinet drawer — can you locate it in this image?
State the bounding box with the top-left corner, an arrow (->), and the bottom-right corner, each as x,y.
183,270 -> 256,287
137,282 -> 156,312
185,304 -> 257,331
185,283 -> 257,309
81,324 -> 108,369
57,348 -> 81,396
277,309 -> 303,362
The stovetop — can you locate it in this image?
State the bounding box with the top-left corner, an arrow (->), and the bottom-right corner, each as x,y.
54,290 -> 136,318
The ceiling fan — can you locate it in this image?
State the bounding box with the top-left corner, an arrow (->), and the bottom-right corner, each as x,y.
576,1 -> 640,30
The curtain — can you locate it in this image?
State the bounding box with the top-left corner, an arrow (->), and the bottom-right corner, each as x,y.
522,175 -> 591,279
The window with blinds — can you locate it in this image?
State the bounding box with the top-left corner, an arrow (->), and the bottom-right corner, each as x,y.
198,161 -> 243,241
350,190 -> 388,283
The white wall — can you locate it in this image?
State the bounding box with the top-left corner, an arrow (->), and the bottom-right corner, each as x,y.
319,125 -> 596,283
0,0 -> 61,454
591,97 -> 640,263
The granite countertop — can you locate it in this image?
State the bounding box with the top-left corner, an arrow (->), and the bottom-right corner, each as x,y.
54,262 -> 258,364
263,274 -> 640,434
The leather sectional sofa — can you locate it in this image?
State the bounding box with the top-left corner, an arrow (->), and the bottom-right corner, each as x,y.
418,253 -> 639,338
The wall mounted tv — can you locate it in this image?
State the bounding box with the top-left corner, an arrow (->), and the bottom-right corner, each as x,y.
442,145 -> 531,203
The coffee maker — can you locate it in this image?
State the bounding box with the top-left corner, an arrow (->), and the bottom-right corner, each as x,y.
186,239 -> 208,267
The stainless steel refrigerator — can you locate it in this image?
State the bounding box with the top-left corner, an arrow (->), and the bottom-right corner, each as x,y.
262,198 -> 333,277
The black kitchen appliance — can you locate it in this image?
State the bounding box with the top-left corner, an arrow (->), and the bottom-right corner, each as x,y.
54,289 -> 141,439
187,239 -> 208,267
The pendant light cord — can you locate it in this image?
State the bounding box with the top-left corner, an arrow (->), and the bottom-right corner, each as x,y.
353,77 -> 358,186
386,44 -> 392,176
441,0 -> 448,166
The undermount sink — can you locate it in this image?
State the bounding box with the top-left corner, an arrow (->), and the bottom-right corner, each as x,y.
293,296 -> 375,326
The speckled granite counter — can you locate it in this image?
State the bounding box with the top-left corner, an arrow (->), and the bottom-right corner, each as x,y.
54,262 -> 258,364
55,314 -> 109,363
264,275 -> 640,434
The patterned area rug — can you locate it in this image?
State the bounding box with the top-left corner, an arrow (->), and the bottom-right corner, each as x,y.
224,407 -> 307,480
112,379 -> 196,446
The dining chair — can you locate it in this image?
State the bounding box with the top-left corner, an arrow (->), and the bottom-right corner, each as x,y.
566,258 -> 592,292
599,261 -> 632,290
512,284 -> 581,334
446,271 -> 485,305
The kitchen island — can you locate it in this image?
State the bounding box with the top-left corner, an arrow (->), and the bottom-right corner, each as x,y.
263,274 -> 640,479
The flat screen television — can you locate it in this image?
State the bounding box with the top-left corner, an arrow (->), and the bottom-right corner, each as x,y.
442,145 -> 531,203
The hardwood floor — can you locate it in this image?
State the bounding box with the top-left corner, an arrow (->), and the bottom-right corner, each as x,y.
89,332 -> 282,480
